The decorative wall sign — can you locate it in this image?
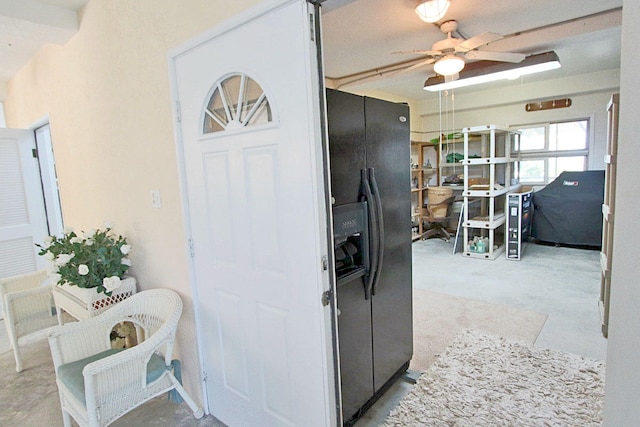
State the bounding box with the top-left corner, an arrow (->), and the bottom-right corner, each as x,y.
525,98 -> 572,112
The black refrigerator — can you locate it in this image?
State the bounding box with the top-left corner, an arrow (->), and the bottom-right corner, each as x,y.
327,89 -> 413,425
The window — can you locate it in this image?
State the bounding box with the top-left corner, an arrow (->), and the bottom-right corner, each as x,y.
514,120 -> 589,184
203,73 -> 272,134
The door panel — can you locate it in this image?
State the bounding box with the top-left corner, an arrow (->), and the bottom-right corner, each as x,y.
0,129 -> 48,281
170,1 -> 334,425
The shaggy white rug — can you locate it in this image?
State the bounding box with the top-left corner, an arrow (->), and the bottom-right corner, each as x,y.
384,330 -> 605,427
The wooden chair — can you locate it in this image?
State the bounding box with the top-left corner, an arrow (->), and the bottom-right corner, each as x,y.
0,270 -> 57,372
423,195 -> 456,241
48,288 -> 204,427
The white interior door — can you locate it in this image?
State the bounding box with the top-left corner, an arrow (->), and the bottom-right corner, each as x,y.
170,1 -> 336,425
0,129 -> 49,278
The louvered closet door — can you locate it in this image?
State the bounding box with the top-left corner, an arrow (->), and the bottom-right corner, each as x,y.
0,129 -> 49,281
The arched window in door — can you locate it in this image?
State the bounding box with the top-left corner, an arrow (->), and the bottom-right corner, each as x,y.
203,73 -> 272,134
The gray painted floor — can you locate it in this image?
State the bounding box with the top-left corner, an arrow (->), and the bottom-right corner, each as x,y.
1,239 -> 606,426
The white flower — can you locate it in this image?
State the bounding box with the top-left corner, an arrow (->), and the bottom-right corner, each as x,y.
120,244 -> 132,255
83,229 -> 96,239
121,257 -> 132,266
70,237 -> 82,244
78,264 -> 89,275
55,253 -> 75,266
63,226 -> 74,234
50,273 -> 61,282
43,252 -> 55,261
43,236 -> 53,248
85,239 -> 94,246
104,221 -> 113,229
103,276 -> 122,292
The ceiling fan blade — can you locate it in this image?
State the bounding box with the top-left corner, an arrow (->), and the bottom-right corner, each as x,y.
392,49 -> 442,56
464,50 -> 526,63
386,58 -> 437,78
456,32 -> 503,52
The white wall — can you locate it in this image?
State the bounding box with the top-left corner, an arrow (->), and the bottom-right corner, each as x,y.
3,0 -> 262,407
602,0 -> 640,424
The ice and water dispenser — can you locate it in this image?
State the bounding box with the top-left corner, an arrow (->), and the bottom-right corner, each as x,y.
333,202 -> 370,286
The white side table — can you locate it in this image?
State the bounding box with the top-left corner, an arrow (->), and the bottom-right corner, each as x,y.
52,277 -> 137,325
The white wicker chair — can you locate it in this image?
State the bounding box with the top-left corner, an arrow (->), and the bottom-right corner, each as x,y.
0,270 -> 57,372
48,288 -> 204,427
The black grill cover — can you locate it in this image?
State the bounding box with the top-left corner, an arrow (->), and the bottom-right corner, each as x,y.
531,170 -> 605,247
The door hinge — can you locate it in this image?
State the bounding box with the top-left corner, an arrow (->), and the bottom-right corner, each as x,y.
175,100 -> 182,123
322,289 -> 332,307
188,238 -> 195,258
321,255 -> 328,271
309,10 -> 315,42
32,148 -> 38,158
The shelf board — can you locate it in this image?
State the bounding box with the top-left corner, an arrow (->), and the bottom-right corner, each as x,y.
463,157 -> 512,165
464,214 -> 506,229
463,245 -> 505,260
411,187 -> 429,193
463,187 -> 511,198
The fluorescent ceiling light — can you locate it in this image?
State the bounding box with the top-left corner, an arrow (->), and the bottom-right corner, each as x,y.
415,0 -> 450,23
424,51 -> 561,92
433,54 -> 465,76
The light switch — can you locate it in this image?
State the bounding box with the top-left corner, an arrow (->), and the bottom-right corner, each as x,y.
151,190 -> 162,208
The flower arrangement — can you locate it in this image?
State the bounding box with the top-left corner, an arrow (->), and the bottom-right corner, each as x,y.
37,226 -> 132,295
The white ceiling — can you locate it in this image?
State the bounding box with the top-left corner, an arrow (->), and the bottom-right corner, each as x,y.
0,0 -> 88,96
0,0 -> 623,102
321,0 -> 623,100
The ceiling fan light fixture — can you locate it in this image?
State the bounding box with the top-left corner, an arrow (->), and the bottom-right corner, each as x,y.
424,51 -> 561,92
414,0 -> 450,23
433,54 -> 465,76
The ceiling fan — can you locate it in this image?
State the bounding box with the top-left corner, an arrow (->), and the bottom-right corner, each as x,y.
396,20 -> 526,78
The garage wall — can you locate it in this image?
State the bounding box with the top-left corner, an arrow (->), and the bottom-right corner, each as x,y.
412,69 -> 620,172
3,0 -> 262,407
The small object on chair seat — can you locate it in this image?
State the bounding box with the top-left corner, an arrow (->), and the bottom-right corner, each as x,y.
57,348 -> 166,405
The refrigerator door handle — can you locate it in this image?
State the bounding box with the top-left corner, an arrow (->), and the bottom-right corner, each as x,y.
368,167 -> 384,296
360,169 -> 378,300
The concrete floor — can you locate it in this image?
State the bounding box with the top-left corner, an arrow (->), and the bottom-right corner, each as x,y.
354,238 -> 607,426
1,239 -> 606,426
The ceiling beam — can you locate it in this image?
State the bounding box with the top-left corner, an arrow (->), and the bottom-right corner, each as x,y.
487,8 -> 622,53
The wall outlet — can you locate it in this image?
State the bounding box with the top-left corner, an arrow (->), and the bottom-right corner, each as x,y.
151,190 -> 162,208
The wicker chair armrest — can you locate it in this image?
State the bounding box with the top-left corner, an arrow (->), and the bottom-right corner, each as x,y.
81,331 -> 176,411
5,284 -> 54,322
48,315 -> 114,368
0,270 -> 49,295
83,333 -> 174,378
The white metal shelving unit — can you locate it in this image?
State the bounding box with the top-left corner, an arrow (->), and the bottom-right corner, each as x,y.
462,124 -> 519,260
